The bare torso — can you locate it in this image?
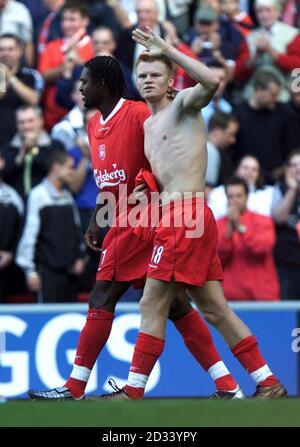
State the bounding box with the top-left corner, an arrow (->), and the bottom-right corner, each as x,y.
144,93 -> 207,202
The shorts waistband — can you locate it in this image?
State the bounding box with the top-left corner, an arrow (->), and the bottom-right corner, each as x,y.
159,195 -> 206,210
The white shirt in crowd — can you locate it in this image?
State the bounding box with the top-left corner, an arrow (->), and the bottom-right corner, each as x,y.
208,184 -> 275,220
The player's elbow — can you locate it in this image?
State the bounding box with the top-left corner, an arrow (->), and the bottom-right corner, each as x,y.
208,74 -> 220,92
199,75 -> 220,99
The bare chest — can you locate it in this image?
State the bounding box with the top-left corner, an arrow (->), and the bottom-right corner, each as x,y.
144,112 -> 202,165
145,117 -> 171,160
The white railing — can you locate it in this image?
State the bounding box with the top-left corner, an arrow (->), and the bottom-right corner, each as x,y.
1,301 -> 300,313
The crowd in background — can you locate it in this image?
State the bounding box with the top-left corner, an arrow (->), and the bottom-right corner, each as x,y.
0,0 -> 300,303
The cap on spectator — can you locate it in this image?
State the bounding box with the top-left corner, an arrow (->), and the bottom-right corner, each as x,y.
195,6 -> 218,23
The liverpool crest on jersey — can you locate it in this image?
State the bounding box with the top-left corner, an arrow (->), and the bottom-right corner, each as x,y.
99,144 -> 106,160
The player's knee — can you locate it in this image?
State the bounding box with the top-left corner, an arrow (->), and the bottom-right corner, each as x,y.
202,307 -> 224,326
89,282 -> 116,310
202,300 -> 233,325
202,310 -> 220,326
89,291 -> 108,309
139,295 -> 153,317
140,293 -> 168,319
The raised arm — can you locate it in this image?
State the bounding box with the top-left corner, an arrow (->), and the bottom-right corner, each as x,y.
132,27 -> 220,110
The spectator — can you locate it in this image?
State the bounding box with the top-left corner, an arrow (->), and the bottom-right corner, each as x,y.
68,108 -> 98,228
115,0 -> 178,76
92,25 -> 118,55
233,70 -> 291,183
51,80 -> 85,150
20,0 -> 48,23
281,0 -> 300,28
217,176 -> 280,301
16,147 -> 85,303
91,26 -> 138,97
209,155 -> 275,219
272,149 -> 300,299
118,0 -> 139,25
201,0 -> 224,12
235,0 -> 300,101
38,1 -> 94,130
185,6 -> 223,65
159,0 -> 193,36
0,34 -> 44,147
86,0 -> 125,38
286,73 -> 300,153
0,0 -> 34,65
68,107 -> 101,291
206,112 -> 239,188
105,0 -> 131,30
220,0 -> 254,37
184,5 -> 245,73
202,60 -> 232,128
37,0 -> 65,59
55,25 -> 140,110
1,105 -> 63,200
19,1 -> 48,33
0,154 -> 24,302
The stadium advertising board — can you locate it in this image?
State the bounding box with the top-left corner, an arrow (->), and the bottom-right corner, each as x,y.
0,303 -> 298,398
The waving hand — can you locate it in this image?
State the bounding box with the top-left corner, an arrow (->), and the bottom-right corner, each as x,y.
132,27 -> 168,55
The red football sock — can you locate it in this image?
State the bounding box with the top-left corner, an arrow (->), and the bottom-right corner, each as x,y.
65,308 -> 114,398
232,335 -> 277,387
124,332 -> 165,399
175,309 -> 237,391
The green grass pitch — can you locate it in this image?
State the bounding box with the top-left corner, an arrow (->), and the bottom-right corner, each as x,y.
1,398 -> 300,427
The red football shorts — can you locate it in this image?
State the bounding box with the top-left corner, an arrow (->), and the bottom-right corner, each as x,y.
147,198 -> 223,287
96,222 -> 152,288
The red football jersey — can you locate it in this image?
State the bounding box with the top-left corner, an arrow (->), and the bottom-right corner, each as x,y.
88,99 -> 151,210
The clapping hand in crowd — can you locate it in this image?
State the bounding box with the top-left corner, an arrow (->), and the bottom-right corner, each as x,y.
16,131 -> 39,165
227,202 -> 241,230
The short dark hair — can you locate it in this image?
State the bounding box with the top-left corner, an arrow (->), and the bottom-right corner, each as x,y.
46,147 -> 70,173
85,55 -> 128,98
135,53 -> 173,77
253,70 -> 281,90
62,1 -> 89,17
225,176 -> 249,195
0,33 -> 22,47
92,26 -> 114,36
208,112 -> 239,132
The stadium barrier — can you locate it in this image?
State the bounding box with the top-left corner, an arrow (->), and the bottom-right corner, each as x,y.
0,301 -> 299,398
